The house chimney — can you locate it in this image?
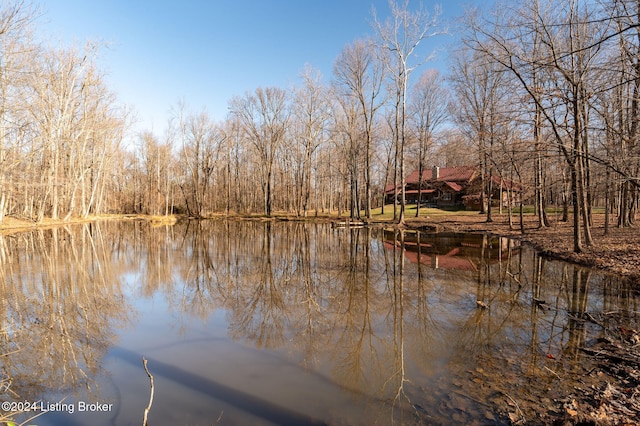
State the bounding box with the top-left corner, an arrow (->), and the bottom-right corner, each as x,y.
432,166 -> 440,180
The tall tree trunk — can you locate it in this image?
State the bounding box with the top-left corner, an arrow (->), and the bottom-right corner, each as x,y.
569,161 -> 583,253
534,104 -> 549,227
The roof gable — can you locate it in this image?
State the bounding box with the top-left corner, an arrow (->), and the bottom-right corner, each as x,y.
443,181 -> 463,192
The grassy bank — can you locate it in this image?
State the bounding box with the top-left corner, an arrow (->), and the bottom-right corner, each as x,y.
0,214 -> 178,235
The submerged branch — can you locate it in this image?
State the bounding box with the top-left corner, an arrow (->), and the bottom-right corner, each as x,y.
142,357 -> 154,426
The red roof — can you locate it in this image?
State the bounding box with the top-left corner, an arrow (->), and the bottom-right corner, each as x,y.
384,184 -> 401,194
406,166 -> 477,184
443,181 -> 463,192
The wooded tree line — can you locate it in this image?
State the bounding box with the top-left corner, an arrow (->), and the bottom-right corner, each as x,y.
0,0 -> 638,253
461,0 -> 640,252
0,2 -> 128,223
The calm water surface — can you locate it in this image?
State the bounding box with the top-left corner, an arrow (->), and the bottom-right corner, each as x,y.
0,220 -> 638,425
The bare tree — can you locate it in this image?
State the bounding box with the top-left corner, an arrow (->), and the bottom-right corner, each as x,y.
407,69 -> 449,217
23,42 -> 127,222
221,118 -> 247,215
331,83 -> 364,220
0,1 -> 37,222
434,129 -> 475,167
464,0 -> 608,251
290,65 -> 330,217
173,105 -> 223,217
449,47 -> 506,222
333,39 -> 386,219
372,0 -> 444,224
229,87 -> 289,217
601,0 -> 640,227
137,131 -> 174,216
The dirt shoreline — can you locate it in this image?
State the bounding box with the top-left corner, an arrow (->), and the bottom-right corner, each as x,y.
401,213 -> 640,425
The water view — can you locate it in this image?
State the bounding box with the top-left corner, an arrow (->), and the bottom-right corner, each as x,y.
0,220 -> 638,425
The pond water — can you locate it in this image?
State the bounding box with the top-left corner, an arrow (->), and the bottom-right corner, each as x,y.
0,220 -> 638,425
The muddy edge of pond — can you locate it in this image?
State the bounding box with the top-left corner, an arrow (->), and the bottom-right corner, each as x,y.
402,213 -> 640,425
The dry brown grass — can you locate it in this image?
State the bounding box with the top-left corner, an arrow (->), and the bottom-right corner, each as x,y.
0,214 -> 169,235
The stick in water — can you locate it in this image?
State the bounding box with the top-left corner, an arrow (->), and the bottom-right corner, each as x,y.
142,357 -> 154,426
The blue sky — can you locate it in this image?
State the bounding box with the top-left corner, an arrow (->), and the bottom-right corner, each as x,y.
37,1 -> 484,134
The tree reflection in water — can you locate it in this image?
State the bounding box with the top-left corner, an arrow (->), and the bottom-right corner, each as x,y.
0,224 -> 131,419
0,221 -> 638,425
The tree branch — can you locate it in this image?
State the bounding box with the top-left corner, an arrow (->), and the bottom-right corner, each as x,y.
142,357 -> 154,426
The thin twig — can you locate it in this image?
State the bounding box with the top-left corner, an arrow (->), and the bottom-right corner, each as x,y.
142,357 -> 154,426
504,392 -> 526,423
544,365 -> 561,379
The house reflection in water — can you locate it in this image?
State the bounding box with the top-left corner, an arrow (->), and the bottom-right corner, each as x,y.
382,230 -> 520,271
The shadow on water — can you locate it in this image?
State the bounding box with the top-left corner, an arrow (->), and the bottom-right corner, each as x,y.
110,346 -> 327,426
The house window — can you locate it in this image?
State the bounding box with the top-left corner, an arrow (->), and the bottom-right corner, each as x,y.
441,192 -> 452,201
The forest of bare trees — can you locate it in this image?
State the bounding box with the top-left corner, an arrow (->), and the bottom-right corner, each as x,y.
0,0 -> 639,253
